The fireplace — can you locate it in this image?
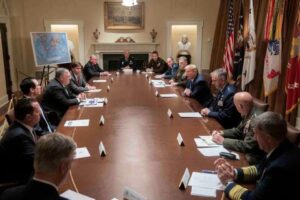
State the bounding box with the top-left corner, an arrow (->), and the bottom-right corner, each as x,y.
103,53 -> 149,71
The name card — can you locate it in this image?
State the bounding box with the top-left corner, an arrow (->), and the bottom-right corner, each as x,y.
177,133 -> 184,146
107,85 -> 110,92
104,98 -> 108,105
148,78 -> 152,85
145,73 -> 149,78
111,77 -> 114,82
167,108 -> 173,118
99,115 -> 105,126
123,187 -> 147,200
99,141 -> 106,157
116,71 -> 120,76
155,90 -> 159,97
179,168 -> 190,190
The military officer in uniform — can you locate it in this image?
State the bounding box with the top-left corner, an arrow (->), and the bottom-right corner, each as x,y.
201,68 -> 241,129
147,51 -> 168,74
119,50 -> 136,71
211,92 -> 265,164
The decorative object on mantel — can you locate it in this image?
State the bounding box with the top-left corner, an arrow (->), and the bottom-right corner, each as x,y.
93,29 -> 100,42
150,28 -> 157,43
115,37 -> 135,43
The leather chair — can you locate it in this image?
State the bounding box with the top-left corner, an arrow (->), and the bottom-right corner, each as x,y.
253,97 -> 269,115
287,123 -> 300,147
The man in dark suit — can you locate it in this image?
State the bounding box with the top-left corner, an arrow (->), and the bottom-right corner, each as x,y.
83,55 -> 110,81
41,68 -> 85,121
169,56 -> 188,87
20,77 -> 54,134
183,64 -> 213,107
0,98 -> 40,186
0,133 -> 77,200
201,68 -> 241,129
147,51 -> 168,74
214,112 -> 300,200
211,92 -> 265,164
119,50 -> 136,70
69,62 -> 96,95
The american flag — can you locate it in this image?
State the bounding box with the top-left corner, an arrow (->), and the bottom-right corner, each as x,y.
223,0 -> 235,78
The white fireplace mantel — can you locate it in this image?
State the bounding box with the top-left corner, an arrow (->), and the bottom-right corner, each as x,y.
92,42 -> 159,67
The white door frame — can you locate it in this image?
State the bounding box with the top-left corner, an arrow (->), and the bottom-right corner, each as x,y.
44,19 -> 85,64
166,20 -> 203,69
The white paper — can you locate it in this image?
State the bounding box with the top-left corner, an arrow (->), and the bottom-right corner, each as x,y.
153,84 -> 165,88
178,112 -> 202,118
64,119 -> 90,127
160,93 -> 178,98
199,136 -> 218,145
194,138 -> 220,148
197,146 -> 229,157
85,89 -> 101,93
61,189 -> 95,200
83,103 -> 103,108
93,80 -> 107,83
188,172 -> 224,190
191,186 -> 216,198
75,147 -> 91,159
123,68 -> 133,73
151,80 -> 165,84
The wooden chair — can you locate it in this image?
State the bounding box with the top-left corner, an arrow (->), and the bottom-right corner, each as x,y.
287,123 -> 300,147
252,97 -> 269,116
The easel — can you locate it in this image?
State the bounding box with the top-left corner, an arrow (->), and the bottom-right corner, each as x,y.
40,65 -> 56,87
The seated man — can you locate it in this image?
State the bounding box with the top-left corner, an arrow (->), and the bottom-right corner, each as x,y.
214,112 -> 300,200
69,62 -> 96,95
83,55 -> 110,81
0,98 -> 40,186
147,51 -> 168,74
41,68 -> 85,121
0,133 -> 77,200
156,57 -> 179,79
20,77 -> 54,134
211,92 -> 265,164
119,50 -> 136,70
169,56 -> 188,87
183,64 -> 213,107
201,68 -> 241,129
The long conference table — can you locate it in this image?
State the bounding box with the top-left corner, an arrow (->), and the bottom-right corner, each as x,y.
57,72 -> 250,200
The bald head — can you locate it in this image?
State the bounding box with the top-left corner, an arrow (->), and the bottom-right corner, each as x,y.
89,55 -> 98,64
233,92 -> 253,117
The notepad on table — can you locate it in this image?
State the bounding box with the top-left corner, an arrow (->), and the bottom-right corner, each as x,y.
85,89 -> 101,93
61,189 -> 95,200
197,146 -> 229,157
178,112 -> 202,118
191,186 -> 216,198
75,147 -> 91,159
188,172 -> 224,190
160,93 -> 178,98
64,119 -> 90,127
194,138 -> 220,148
93,80 -> 107,83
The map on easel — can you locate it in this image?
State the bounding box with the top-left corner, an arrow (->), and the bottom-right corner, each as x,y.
30,32 -> 71,66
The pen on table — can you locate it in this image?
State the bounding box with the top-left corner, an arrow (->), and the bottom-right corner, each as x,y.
201,170 -> 217,174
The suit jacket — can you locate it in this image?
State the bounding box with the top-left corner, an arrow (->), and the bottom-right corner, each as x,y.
119,56 -> 136,70
173,69 -> 187,87
0,121 -> 35,185
163,63 -> 179,79
222,110 -> 265,164
147,57 -> 168,74
41,79 -> 79,120
83,61 -> 104,81
186,73 -> 213,107
225,140 -> 300,200
0,179 -> 68,200
208,84 -> 241,129
69,71 -> 88,95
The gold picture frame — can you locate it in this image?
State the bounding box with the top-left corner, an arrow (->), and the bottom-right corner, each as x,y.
104,2 -> 145,30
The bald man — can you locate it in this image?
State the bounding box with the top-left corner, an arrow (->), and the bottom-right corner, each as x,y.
211,92 -> 265,164
83,55 -> 110,81
119,50 -> 136,70
183,64 -> 213,107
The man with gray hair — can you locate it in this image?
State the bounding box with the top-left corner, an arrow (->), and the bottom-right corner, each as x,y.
0,133 -> 77,200
42,68 -> 86,122
169,56 -> 188,87
201,68 -> 241,128
214,112 -> 300,200
183,64 -> 213,107
83,55 -> 110,81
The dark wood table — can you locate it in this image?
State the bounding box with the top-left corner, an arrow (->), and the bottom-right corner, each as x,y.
57,73 -> 249,200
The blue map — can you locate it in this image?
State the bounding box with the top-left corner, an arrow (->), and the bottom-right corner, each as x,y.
31,32 -> 71,66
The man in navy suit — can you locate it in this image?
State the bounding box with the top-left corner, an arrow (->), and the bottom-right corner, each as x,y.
201,68 -> 241,129
41,68 -> 86,121
69,62 -> 96,95
214,112 -> 300,200
0,133 -> 77,200
20,77 -> 54,134
0,98 -> 40,186
183,64 -> 213,107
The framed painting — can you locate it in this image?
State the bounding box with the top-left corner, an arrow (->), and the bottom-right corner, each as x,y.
104,2 -> 145,30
